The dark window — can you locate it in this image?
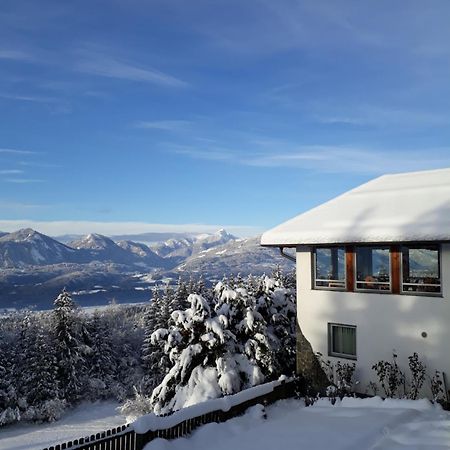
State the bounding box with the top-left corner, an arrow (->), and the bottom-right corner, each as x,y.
314,247 -> 346,289
328,323 -> 356,359
355,247 -> 391,291
402,245 -> 441,294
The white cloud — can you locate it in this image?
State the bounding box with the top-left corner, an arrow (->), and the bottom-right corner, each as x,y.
0,220 -> 262,237
3,178 -> 45,184
75,52 -> 188,88
313,105 -> 450,128
173,147 -> 234,162
173,143 -> 450,175
0,148 -> 35,155
0,169 -> 24,175
135,120 -> 192,131
0,49 -> 33,61
0,93 -> 60,103
0,201 -> 46,211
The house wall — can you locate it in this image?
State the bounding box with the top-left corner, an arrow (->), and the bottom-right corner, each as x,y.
296,244 -> 450,397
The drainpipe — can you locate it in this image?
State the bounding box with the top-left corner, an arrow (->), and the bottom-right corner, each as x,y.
279,246 -> 296,262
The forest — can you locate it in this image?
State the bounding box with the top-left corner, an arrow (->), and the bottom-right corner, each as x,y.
0,270 -> 297,426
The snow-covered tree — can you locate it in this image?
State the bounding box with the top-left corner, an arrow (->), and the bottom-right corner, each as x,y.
0,325 -> 20,426
22,323 -> 64,422
51,289 -> 85,404
147,274 -> 296,414
86,312 -> 116,399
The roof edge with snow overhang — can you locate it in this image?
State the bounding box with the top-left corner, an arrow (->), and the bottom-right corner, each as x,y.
261,167 -> 450,246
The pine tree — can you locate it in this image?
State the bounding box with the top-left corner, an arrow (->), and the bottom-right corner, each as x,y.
87,312 -> 116,399
0,328 -> 20,425
141,285 -> 172,393
52,289 -> 84,404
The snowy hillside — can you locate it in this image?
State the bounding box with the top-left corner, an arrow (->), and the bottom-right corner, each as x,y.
0,228 -> 78,268
150,229 -> 237,261
173,236 -> 294,281
69,233 -> 166,267
0,229 -> 288,309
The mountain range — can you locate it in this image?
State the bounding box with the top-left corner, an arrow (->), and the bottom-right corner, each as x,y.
0,228 -> 292,310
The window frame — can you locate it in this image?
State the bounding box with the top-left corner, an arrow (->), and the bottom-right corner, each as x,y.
312,246 -> 347,291
400,244 -> 442,296
354,245 -> 392,293
328,323 -> 357,360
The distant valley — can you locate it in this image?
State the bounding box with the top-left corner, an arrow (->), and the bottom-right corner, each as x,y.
0,228 -> 293,310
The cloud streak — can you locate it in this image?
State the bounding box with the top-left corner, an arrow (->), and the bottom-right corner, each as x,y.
0,148 -> 36,155
172,144 -> 450,175
75,52 -> 188,88
0,93 -> 59,103
0,201 -> 47,211
0,169 -> 24,175
3,178 -> 45,184
312,105 -> 450,128
135,120 -> 192,132
0,49 -> 34,61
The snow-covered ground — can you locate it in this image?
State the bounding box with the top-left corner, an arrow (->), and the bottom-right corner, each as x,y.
144,397 -> 450,450
0,401 -> 127,450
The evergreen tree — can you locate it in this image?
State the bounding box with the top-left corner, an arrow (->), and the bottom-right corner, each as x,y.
52,289 -> 85,404
87,312 -> 116,399
0,328 -> 19,425
22,324 -> 64,422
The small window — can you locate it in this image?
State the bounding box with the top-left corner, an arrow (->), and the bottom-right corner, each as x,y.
355,246 -> 391,291
402,245 -> 441,294
328,323 -> 356,359
314,247 -> 346,289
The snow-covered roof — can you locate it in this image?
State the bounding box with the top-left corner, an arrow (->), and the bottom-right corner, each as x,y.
261,168 -> 450,246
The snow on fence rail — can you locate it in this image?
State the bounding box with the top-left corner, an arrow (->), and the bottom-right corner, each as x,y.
41,379 -> 296,450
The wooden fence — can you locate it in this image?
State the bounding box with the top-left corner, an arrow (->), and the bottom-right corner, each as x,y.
42,380 -> 296,450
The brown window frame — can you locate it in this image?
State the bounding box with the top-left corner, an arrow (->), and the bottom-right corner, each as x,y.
312,246 -> 347,291
400,244 -> 442,296
311,243 -> 443,297
354,245 -> 392,293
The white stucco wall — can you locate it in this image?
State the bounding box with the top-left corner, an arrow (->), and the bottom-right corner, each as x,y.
296,244 -> 450,397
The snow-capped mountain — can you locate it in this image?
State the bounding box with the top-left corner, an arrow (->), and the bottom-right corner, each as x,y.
151,237 -> 196,259
172,236 -> 294,281
0,228 -> 288,309
151,229 -> 237,260
69,233 -> 166,267
0,228 -> 78,268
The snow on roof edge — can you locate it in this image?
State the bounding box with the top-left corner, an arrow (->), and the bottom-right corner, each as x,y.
260,167 -> 450,246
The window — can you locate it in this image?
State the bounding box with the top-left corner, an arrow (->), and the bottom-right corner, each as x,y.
402,245 -> 441,294
314,247 -> 346,289
355,246 -> 391,291
328,323 -> 356,359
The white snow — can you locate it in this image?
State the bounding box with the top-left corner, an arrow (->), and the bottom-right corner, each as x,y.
142,397 -> 450,450
261,167 -> 450,245
30,248 -> 45,263
0,401 -> 126,450
133,380 -> 284,434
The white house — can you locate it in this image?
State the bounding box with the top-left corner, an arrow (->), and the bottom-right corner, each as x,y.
261,167 -> 450,396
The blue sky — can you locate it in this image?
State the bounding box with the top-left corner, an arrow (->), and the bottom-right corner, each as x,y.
1,0 -> 450,236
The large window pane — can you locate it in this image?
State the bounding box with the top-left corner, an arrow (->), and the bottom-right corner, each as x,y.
314,247 -> 346,289
355,247 -> 391,291
329,324 -> 356,359
402,246 -> 441,294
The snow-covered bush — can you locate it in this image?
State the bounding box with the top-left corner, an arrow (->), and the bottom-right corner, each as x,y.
144,273 -> 296,414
